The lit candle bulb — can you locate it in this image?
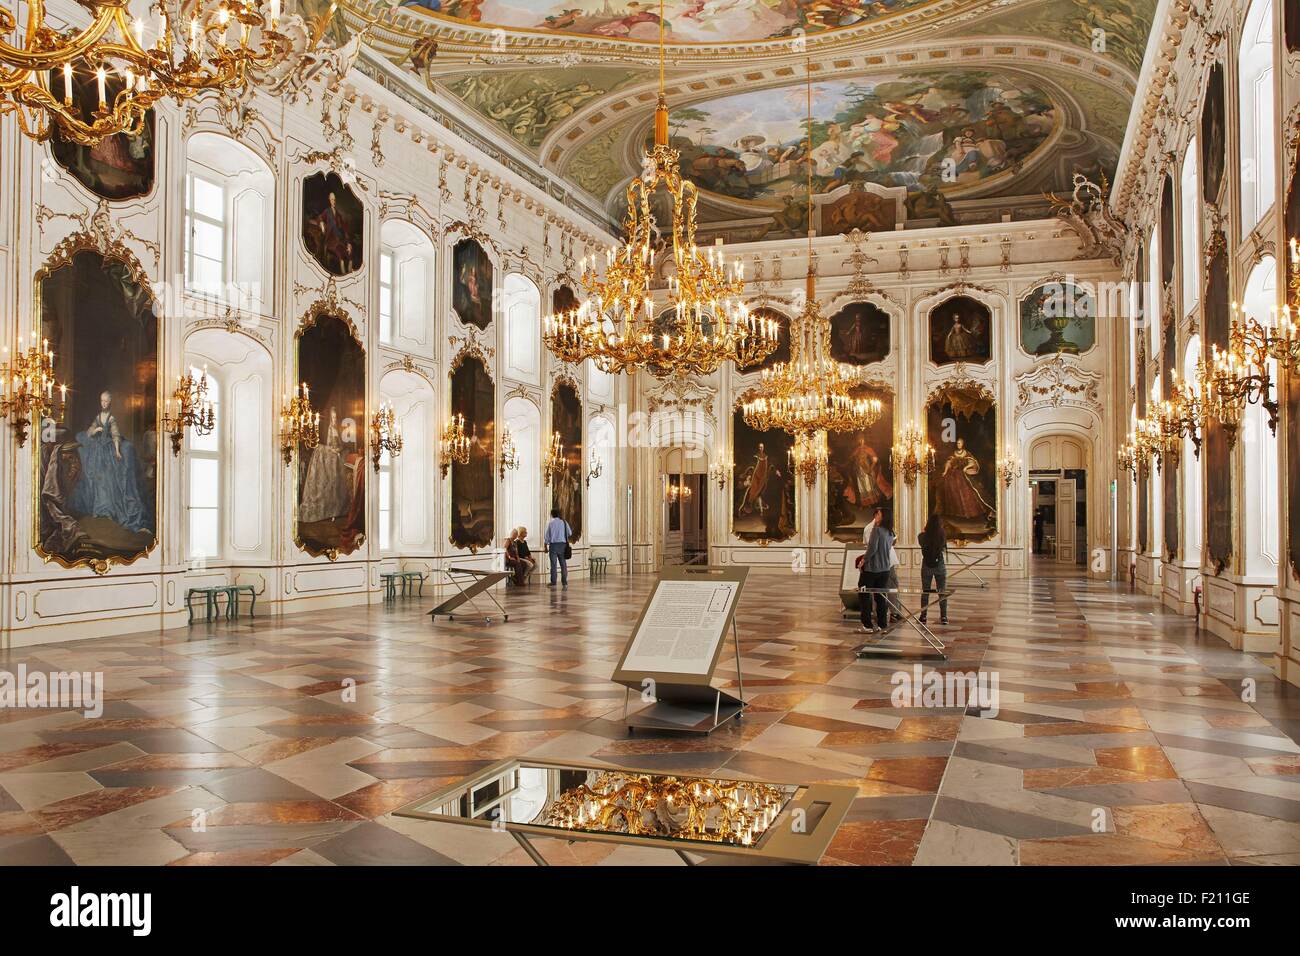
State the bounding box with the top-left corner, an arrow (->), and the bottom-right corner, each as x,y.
62,63 -> 72,105
95,67 -> 106,110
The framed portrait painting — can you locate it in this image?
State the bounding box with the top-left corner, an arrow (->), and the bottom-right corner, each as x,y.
37,245 -> 159,572
301,171 -> 363,277
929,295 -> 992,365
295,311 -> 366,558
453,238 -> 494,330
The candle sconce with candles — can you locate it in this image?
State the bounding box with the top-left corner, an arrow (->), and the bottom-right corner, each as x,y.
369,401 -> 402,472
0,335 -> 66,447
161,366 -> 215,456
439,413 -> 470,478
542,431 -> 565,486
279,382 -> 319,465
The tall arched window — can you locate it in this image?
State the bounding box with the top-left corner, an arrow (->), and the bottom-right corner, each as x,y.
503,273 -> 541,383
587,416 -> 616,543
184,133 -> 274,313
1183,336 -> 1203,564
1242,258 -> 1280,577
1239,0 -> 1276,233
379,369 -> 434,553
186,368 -> 221,563
378,220 -> 435,351
503,396 -> 541,541
1180,141 -> 1200,314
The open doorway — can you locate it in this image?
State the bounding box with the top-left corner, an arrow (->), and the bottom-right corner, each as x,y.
1030,470 -> 1086,566
663,473 -> 707,565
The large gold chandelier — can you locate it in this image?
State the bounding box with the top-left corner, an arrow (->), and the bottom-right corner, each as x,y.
741,62 -> 881,438
540,0 -> 778,378
0,0 -> 291,145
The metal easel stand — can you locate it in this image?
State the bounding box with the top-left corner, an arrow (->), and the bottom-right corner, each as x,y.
946,551 -> 991,588
853,587 -> 948,660
436,569 -> 510,624
622,619 -> 747,735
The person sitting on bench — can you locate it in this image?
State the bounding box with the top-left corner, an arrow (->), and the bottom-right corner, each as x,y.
514,526 -> 536,584
504,532 -> 523,586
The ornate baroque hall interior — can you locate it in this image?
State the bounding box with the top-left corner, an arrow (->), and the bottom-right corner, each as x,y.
3,0 -> 1300,895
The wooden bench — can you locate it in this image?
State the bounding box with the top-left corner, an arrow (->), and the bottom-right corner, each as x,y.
590,556 -> 610,578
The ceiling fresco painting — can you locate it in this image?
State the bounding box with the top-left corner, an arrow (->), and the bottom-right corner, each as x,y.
381,0 -> 940,43
309,0 -> 1159,238
663,72 -> 1059,201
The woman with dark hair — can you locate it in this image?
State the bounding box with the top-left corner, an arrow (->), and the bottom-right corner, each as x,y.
918,513 -> 949,625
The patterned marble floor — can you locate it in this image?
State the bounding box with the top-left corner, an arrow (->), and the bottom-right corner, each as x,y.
1,568 -> 1299,866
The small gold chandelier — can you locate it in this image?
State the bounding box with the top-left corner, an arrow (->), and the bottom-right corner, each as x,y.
369,401 -> 402,472
1148,373 -> 1201,468
996,444 -> 1022,487
540,0 -> 778,378
584,449 -> 602,487
788,431 -> 828,487
0,334 -> 66,447
1190,306 -> 1274,447
279,381 -> 319,465
543,431 -> 565,485
497,421 -> 519,479
740,63 -> 881,438
708,452 -> 731,490
892,421 -> 934,486
439,412 -> 470,478
162,365 -> 215,456
0,0 -> 293,146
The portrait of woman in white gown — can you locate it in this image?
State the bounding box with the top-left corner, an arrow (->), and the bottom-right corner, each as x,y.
299,407 -> 351,523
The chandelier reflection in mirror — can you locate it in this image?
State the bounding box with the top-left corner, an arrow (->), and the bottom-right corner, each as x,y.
536,771 -> 795,848
279,381 -> 319,465
369,401 -> 402,472
542,431 -> 564,486
162,365 -> 215,457
0,0 -> 293,145
540,0 -> 779,378
497,422 -> 519,480
892,421 -> 934,486
439,412 -> 470,478
0,334 -> 66,447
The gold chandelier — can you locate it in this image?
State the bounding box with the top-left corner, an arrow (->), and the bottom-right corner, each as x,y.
788,431 -> 828,487
892,421 -> 934,486
539,0 -> 778,378
368,400 -> 402,472
740,63 -> 881,438
162,365 -> 214,456
279,381 -> 319,465
0,334 -> 65,447
1194,295 -> 1297,445
439,412 -> 470,478
0,0 -> 292,146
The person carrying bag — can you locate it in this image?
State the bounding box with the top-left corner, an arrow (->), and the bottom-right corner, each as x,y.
543,507 -> 573,588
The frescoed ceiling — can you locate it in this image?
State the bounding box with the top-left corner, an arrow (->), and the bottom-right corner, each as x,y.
302,0 -> 1157,239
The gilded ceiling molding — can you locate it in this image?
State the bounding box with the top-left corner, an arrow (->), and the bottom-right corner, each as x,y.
35,201 -> 160,271
1046,173 -> 1128,266
925,368 -> 996,407
1014,354 -> 1103,415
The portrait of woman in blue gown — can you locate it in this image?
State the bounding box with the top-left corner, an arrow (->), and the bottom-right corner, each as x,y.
67,390 -> 152,535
